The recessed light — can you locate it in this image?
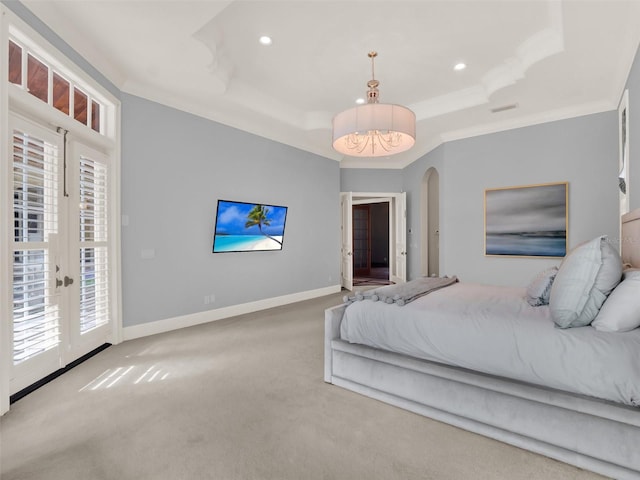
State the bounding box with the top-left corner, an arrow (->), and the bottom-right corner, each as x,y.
454,62 -> 466,71
355,98 -> 366,105
259,36 -> 272,46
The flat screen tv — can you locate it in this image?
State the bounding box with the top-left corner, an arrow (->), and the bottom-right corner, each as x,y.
212,200 -> 288,253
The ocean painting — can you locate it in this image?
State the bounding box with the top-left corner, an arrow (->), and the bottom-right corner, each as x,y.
213,200 -> 288,253
485,183 -> 567,257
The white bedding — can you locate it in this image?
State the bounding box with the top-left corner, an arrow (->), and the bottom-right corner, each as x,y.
340,283 -> 640,407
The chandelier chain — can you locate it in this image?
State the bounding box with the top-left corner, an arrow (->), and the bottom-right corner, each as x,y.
369,51 -> 377,81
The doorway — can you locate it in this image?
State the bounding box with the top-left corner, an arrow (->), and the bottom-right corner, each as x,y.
340,192 -> 406,291
353,202 -> 390,286
421,167 -> 440,277
8,114 -> 114,398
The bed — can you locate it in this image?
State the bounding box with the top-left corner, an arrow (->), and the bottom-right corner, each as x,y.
325,209 -> 640,480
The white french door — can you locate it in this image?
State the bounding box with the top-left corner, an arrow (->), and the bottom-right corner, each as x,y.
10,116 -> 63,393
9,114 -> 112,395
341,192 -> 407,288
340,192 -> 353,291
67,142 -> 111,361
391,192 -> 407,284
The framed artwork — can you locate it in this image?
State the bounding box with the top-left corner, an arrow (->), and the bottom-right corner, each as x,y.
485,182 -> 568,257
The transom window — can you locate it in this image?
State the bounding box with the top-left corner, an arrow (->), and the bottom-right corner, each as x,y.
8,38 -> 102,134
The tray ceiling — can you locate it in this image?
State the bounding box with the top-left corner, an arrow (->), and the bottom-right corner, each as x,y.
21,0 -> 640,168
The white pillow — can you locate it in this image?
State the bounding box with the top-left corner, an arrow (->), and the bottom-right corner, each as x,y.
549,236 -> 622,328
525,266 -> 558,306
592,270 -> 640,332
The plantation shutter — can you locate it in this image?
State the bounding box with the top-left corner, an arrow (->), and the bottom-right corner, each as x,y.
78,154 -> 109,334
12,128 -> 61,364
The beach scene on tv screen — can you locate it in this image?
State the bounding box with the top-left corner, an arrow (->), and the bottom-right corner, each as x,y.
213,201 -> 287,252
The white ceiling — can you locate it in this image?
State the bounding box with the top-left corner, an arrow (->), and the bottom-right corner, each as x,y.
21,0 -> 640,168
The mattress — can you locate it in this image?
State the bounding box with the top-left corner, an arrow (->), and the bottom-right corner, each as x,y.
340,283 -> 640,406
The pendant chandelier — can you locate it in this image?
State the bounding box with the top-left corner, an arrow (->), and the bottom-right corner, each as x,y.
332,51 -> 416,157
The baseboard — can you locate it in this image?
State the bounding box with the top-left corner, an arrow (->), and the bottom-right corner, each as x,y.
123,284 -> 342,341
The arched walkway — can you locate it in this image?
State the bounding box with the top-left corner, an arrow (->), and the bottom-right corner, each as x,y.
420,167 -> 440,276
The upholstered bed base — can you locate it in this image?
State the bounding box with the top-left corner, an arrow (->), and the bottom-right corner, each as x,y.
325,303 -> 640,479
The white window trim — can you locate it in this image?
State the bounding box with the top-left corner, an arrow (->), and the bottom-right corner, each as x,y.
0,5 -> 123,415
1,5 -> 12,416
9,23 -> 117,140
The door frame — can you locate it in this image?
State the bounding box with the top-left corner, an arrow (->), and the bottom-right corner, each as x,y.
0,5 -> 11,415
341,192 -> 406,290
353,197 -> 391,281
5,112 -> 119,398
1,6 -> 122,414
420,167 -> 440,277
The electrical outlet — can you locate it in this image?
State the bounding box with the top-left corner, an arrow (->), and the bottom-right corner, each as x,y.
209,294 -> 215,303
204,295 -> 210,305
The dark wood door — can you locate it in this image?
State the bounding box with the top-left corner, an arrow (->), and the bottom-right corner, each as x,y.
353,205 -> 371,277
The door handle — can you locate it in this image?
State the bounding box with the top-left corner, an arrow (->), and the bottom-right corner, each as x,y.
55,265 -> 63,288
64,275 -> 74,287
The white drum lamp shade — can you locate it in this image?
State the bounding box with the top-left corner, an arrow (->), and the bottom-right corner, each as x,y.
332,103 -> 416,157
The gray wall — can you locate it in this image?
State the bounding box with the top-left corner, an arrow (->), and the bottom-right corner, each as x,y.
340,168 -> 403,192
343,45 -> 640,288
121,94 -> 340,326
403,113 -> 619,287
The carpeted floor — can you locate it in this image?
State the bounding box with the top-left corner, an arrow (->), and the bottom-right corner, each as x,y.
0,292 -> 607,480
